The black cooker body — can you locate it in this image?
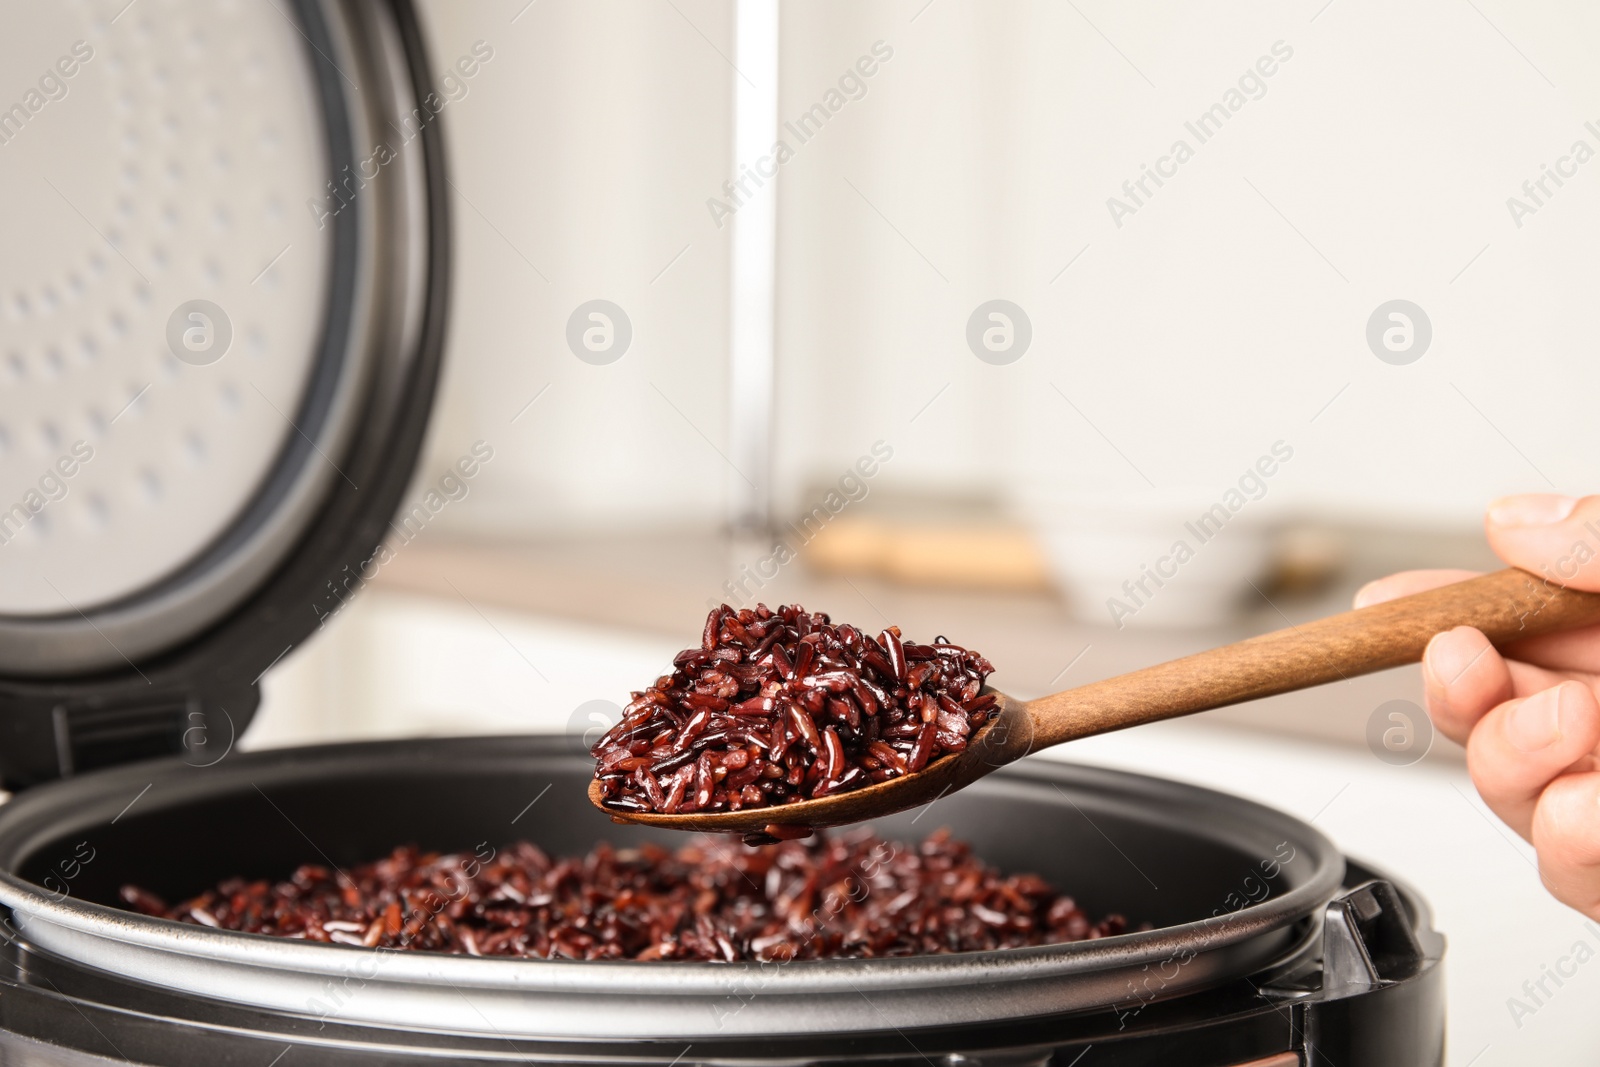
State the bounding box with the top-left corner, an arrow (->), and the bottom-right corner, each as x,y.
0,736 -> 1445,1067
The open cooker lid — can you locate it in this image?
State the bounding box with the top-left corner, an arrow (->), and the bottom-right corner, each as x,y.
0,0 -> 448,788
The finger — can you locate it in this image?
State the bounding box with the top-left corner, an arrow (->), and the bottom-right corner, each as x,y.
1353,569 -> 1482,609
1466,681 -> 1600,840
1531,770 -> 1600,921
1496,626 -> 1600,676
1354,558 -> 1600,673
1423,627 -> 1514,746
1420,629 -> 1577,746
1505,658 -> 1594,698
1486,494 -> 1600,592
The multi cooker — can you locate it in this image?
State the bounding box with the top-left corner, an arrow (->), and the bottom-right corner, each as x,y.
0,2 -> 1444,1064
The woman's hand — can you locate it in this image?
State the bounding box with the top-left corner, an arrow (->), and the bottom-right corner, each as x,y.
1357,494 -> 1600,920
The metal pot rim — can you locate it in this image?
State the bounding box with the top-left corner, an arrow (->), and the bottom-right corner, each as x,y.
0,736 -> 1344,1002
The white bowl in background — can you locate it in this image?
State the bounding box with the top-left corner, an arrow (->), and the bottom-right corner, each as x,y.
1025,489 -> 1279,629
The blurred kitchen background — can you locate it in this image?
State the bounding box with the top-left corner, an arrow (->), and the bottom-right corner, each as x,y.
7,1 -> 1600,1062
264,0 -> 1600,750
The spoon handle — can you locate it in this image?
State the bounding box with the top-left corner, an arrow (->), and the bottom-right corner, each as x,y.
1028,568 -> 1600,748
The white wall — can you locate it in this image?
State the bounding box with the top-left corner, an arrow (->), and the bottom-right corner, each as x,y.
774,0 -> 1600,528
416,0 -> 1600,541
415,0 -> 735,536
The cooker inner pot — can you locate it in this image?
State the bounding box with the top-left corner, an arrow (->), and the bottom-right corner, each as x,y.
17,742 -> 1319,931
0,736 -> 1344,1039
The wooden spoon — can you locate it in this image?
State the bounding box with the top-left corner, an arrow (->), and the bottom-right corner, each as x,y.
588,568 -> 1600,834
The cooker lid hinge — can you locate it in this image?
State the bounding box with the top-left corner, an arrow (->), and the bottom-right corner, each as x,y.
50,697 -> 229,778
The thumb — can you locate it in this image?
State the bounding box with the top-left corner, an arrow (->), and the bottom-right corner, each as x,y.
1486,495 -> 1600,592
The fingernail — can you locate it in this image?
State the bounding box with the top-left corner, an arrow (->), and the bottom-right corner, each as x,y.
1489,494 -> 1578,527
1507,686 -> 1565,753
1425,627 -> 1484,692
1353,580 -> 1383,609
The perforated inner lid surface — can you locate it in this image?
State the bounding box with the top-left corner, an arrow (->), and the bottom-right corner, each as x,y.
0,0 -> 331,615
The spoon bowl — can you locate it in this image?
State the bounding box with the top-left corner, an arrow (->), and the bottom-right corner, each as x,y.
587,694 -> 1035,833
591,568 -> 1600,833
